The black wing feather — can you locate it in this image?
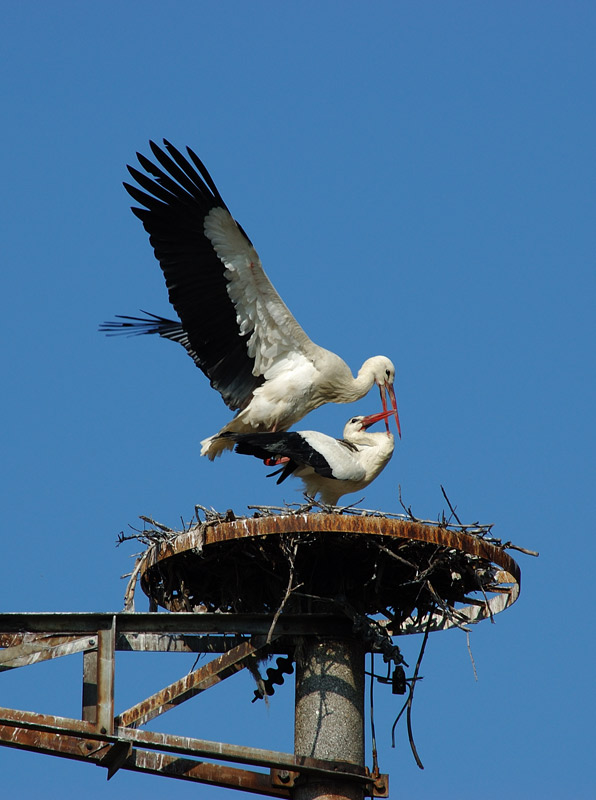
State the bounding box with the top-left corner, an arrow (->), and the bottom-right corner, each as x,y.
128,163 -> 186,206
222,432 -> 337,483
178,142 -> 228,203
120,140 -> 263,411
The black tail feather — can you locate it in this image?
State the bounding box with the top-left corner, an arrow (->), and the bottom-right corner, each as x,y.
99,310 -> 183,338
217,432 -> 302,485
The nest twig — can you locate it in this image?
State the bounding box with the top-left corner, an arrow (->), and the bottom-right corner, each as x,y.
118,491 -> 531,622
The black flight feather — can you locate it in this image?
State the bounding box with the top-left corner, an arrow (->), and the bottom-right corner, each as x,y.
221,432 -> 337,482
102,140 -> 265,411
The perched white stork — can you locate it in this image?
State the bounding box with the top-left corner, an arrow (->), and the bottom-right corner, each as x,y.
101,140 -> 400,458
221,408 -> 395,506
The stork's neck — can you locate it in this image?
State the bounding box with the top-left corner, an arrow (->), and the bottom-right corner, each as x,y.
313,354 -> 388,404
348,358 -> 383,399
324,358 -> 378,403
348,430 -> 394,449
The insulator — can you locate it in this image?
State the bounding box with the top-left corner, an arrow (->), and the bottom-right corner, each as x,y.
252,656 -> 294,702
352,614 -> 405,666
391,665 -> 407,695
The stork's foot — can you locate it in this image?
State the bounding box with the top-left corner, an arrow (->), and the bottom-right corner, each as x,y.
263,456 -> 291,466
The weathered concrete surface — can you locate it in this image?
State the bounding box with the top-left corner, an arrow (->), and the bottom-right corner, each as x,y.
294,638 -> 365,800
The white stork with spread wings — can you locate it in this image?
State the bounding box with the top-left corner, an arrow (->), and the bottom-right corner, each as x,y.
221,408 -> 396,506
101,141 -> 400,458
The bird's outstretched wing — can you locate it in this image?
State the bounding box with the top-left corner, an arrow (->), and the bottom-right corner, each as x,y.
119,140 -> 320,410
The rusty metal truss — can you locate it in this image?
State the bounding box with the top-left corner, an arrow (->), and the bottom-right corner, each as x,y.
0,516 -> 523,797
0,612 -> 387,796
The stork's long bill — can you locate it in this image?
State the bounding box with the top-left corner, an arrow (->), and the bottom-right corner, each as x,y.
360,407 -> 398,430
379,383 -> 401,437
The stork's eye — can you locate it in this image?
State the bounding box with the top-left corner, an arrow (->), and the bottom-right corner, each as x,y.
350,418 -> 358,424
385,369 -> 391,378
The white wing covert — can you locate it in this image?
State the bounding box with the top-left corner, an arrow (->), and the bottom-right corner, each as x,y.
203,207 -> 316,377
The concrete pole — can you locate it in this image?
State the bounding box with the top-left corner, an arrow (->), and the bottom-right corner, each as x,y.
294,638 -> 366,800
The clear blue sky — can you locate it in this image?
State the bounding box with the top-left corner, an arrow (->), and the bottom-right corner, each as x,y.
2,2 -> 594,798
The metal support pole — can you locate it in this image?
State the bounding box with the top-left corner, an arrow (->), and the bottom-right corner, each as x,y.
294,638 -> 365,800
82,648 -> 98,723
96,617 -> 115,734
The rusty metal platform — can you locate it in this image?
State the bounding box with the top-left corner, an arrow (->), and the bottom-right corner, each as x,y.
139,513 -> 521,633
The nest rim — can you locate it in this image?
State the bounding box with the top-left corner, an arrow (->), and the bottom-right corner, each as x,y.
138,513 -> 520,634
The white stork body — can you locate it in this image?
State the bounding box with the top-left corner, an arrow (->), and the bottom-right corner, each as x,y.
223,409 -> 395,506
101,141 -> 400,458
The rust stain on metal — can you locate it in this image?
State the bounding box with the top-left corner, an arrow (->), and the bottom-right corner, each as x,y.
371,773 -> 390,797
271,767 -> 298,785
0,707 -> 97,737
271,766 -> 391,797
0,633 -> 97,669
0,722 -> 90,758
130,750 -> 291,797
0,705 -> 377,784
0,635 -> 96,670
96,619 -> 115,735
0,722 -> 291,797
82,648 -> 98,723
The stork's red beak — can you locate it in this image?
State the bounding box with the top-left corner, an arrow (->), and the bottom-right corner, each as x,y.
361,408 -> 396,431
379,382 -> 401,438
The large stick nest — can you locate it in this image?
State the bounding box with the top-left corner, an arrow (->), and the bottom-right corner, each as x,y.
121,501 -> 533,634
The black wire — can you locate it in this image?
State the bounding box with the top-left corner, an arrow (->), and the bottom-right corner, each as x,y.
370,651 -> 379,775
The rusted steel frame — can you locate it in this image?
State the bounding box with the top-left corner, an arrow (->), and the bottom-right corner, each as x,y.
0,706 -> 374,784
0,612 -> 352,637
116,637 -> 274,729
0,721 -> 96,761
96,616 -> 115,734
124,749 -> 290,797
0,723 -> 290,797
270,768 -> 388,798
0,635 -> 96,670
116,632 -> 247,653
0,633 -> 24,647
82,648 -> 98,723
0,631 -> 95,648
0,629 -> 258,656
0,707 -> 97,737
140,513 -> 521,588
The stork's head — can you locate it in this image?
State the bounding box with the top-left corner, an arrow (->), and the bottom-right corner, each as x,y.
367,356 -> 401,437
343,408 -> 396,442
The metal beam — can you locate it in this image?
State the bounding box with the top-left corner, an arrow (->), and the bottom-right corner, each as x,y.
0,722 -> 290,797
0,707 -> 374,785
0,612 -> 353,637
82,647 -> 98,723
116,632 -> 248,653
0,635 -> 96,670
96,617 -> 115,734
